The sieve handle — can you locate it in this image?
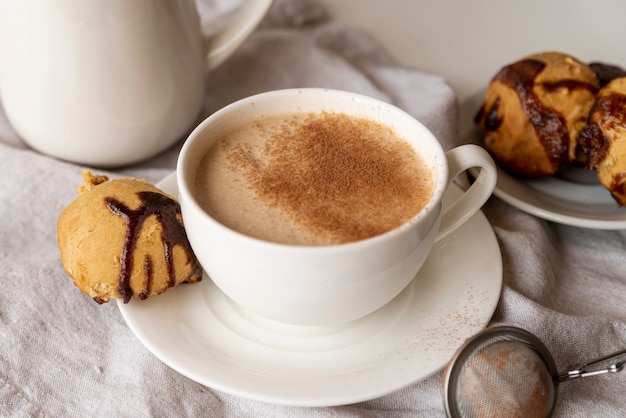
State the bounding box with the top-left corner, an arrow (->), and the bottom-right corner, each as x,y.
558,348 -> 626,382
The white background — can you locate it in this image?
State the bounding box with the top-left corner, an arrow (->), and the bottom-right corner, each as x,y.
318,0 -> 626,102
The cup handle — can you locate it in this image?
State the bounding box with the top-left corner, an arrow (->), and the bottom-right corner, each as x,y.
204,0 -> 274,71
435,144 -> 497,241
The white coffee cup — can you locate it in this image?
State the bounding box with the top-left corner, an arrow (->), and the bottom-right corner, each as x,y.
177,88 -> 497,326
0,0 -> 273,167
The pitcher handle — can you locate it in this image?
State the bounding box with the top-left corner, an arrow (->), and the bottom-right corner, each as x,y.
205,0 -> 274,71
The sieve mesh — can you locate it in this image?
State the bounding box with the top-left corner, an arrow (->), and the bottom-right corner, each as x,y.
444,327 -> 559,418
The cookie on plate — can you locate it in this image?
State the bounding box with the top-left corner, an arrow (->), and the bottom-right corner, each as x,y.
475,51 -> 599,177
578,77 -> 626,206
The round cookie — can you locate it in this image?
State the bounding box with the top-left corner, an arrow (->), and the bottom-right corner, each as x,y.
58,171 -> 202,303
578,77 -> 626,206
475,51 -> 599,177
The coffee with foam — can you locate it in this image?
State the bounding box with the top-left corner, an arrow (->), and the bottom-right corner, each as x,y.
193,111 -> 434,246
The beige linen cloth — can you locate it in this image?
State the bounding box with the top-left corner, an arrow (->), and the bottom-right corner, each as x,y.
1,0 -> 625,416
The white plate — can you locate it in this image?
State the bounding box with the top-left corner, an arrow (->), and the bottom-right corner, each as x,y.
461,90 -> 626,230
118,172 -> 502,407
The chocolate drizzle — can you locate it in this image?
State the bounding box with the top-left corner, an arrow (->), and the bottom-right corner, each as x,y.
540,78 -> 598,94
589,62 -> 626,87
497,59 -> 571,167
140,256 -> 153,300
595,89 -> 626,131
579,89 -> 626,169
485,98 -> 502,131
578,122 -> 609,169
105,191 -> 202,303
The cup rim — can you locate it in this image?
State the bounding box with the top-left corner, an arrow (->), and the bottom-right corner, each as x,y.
177,88 -> 448,251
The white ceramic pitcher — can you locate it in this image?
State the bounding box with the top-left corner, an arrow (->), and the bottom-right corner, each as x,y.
0,0 -> 273,167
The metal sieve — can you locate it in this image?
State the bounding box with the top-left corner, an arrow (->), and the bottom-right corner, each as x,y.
442,326 -> 626,418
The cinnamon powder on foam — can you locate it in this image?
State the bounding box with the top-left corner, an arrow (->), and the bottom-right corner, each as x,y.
224,112 -> 434,244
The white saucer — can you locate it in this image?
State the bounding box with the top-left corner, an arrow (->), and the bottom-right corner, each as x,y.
461,90 -> 626,230
118,172 -> 502,407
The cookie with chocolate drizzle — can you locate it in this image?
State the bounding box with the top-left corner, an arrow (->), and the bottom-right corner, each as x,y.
578,77 -> 626,206
58,170 -> 202,303
475,51 -> 599,177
